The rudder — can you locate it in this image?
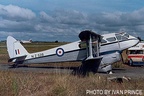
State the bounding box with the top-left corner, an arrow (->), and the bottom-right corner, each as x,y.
7,36 -> 29,59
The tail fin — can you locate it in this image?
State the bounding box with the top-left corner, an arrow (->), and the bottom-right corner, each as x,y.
7,36 -> 29,59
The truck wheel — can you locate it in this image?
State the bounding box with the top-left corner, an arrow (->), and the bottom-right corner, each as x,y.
142,58 -> 144,62
129,59 -> 133,66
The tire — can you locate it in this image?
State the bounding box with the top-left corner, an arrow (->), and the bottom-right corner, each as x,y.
129,59 -> 133,66
142,58 -> 144,62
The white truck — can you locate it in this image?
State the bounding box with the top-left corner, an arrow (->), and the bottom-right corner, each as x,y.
128,42 -> 144,65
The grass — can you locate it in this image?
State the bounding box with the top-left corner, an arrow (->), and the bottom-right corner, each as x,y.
0,71 -> 144,96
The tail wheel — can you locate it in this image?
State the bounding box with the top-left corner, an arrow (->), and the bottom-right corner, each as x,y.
12,63 -> 18,68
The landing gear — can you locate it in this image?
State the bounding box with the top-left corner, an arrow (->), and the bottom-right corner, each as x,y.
72,57 -> 102,76
77,30 -> 103,76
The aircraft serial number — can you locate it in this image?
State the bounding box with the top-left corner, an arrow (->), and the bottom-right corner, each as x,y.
31,53 -> 44,58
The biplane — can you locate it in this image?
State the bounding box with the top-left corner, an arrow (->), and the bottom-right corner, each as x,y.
6,30 -> 139,73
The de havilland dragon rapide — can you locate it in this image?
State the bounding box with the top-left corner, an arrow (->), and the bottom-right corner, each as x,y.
6,30 -> 139,73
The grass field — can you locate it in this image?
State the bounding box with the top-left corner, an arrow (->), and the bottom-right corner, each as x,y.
0,71 -> 144,96
0,42 -> 144,96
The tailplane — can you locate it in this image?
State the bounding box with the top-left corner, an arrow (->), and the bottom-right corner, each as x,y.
7,36 -> 29,62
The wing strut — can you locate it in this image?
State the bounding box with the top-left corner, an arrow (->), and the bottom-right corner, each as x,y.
78,30 -> 103,75
86,35 -> 93,60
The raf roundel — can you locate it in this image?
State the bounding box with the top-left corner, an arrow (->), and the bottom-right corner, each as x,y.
56,48 -> 64,57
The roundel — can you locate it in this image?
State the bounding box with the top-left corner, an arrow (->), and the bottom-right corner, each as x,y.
56,48 -> 64,57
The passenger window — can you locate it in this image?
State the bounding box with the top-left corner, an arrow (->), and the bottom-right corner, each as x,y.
106,37 -> 116,42
79,43 -> 87,49
101,39 -> 107,43
121,36 -> 128,40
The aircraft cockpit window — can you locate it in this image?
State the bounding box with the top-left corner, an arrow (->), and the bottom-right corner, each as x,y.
106,37 -> 116,42
115,33 -> 128,41
123,33 -> 129,38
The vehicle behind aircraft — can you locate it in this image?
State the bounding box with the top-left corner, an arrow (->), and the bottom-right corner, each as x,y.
128,42 -> 144,65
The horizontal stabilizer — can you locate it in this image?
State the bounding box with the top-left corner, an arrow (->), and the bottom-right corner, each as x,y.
8,55 -> 27,63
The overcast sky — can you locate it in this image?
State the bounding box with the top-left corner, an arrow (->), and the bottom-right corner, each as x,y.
0,0 -> 144,41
